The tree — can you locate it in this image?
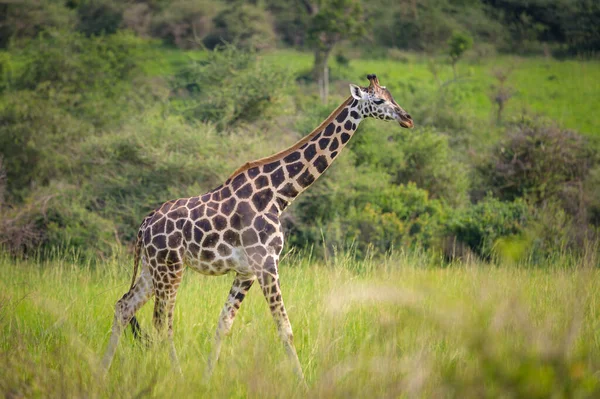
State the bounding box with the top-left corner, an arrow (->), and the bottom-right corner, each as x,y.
447,31 -> 473,78
302,0 -> 365,102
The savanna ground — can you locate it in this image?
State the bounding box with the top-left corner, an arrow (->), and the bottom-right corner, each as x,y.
1,249 -> 599,398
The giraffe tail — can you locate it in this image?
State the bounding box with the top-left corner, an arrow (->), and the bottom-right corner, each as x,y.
127,211 -> 155,345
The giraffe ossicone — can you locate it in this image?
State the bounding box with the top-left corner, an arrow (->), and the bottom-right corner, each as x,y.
101,74 -> 413,380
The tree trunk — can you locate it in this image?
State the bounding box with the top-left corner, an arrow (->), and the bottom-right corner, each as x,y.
313,47 -> 333,103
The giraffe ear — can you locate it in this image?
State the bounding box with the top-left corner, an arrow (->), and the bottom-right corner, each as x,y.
349,84 -> 366,101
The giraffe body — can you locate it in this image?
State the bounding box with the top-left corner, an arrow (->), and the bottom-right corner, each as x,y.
102,74 -> 413,380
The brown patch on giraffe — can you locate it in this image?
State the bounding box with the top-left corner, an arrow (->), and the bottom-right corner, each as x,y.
336,107 -> 348,123
304,144 -> 317,161
188,242 -> 201,256
283,152 -> 301,163
154,235 -> 167,249
167,206 -> 188,220
223,230 -> 241,246
206,202 -> 219,216
255,175 -> 269,189
193,226 -> 204,242
213,215 -> 228,231
187,196 -> 200,208
146,245 -> 157,258
248,167 -> 260,178
168,232 -> 182,248
156,248 -> 168,263
231,174 -> 247,191
242,229 -> 259,246
217,243 -> 232,257
200,250 -> 215,262
236,183 -> 253,199
197,219 -> 212,232
203,232 -> 219,248
190,204 -> 205,220
151,216 -> 166,236
263,160 -> 280,173
324,123 -> 335,136
270,236 -> 283,253
278,183 -> 298,198
166,219 -> 175,234
329,138 -> 339,151
230,212 -> 242,230
286,162 -> 303,177
253,216 -> 266,231
221,197 -> 237,216
220,186 -> 232,199
270,167 -> 285,187
251,189 -> 273,212
318,137 -> 330,150
314,155 -> 328,173
183,220 -> 193,241
159,201 -> 175,214
297,170 -> 315,188
236,202 -> 255,226
167,250 -> 180,265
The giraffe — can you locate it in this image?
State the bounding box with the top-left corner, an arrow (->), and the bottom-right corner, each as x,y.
101,74 -> 413,380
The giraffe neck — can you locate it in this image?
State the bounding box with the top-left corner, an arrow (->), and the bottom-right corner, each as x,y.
224,97 -> 363,213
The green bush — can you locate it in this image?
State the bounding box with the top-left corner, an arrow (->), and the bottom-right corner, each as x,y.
76,0 -> 124,36
0,0 -> 77,48
446,196 -> 530,259
151,0 -> 219,49
0,31 -> 154,201
204,3 -> 276,51
172,45 -> 291,129
478,122 -> 598,205
351,125 -> 470,207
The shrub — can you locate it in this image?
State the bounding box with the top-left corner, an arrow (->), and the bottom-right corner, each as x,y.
478,122 -> 597,205
0,0 -> 77,48
204,3 -> 276,51
446,197 -> 530,260
0,91 -> 91,200
172,45 -> 291,129
351,125 -> 470,207
76,0 -> 124,36
150,0 -> 219,49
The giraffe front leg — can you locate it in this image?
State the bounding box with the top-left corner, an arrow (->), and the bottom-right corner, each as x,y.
205,273 -> 256,381
257,259 -> 305,383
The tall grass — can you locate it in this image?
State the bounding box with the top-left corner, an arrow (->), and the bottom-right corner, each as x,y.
1,251 -> 599,397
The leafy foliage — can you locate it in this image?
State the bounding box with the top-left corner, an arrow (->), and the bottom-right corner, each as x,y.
172,45 -> 291,129
205,3 -> 276,51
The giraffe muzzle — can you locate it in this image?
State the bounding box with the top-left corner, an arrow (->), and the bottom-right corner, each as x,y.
397,113 -> 414,129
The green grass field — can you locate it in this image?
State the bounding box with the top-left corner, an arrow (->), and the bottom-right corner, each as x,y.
142,47 -> 600,135
1,252 -> 599,398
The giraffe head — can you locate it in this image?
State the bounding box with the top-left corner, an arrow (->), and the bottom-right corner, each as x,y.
349,74 -> 414,128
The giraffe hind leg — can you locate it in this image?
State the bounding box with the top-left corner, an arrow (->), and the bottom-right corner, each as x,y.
153,262 -> 184,376
129,316 -> 152,347
102,267 -> 154,372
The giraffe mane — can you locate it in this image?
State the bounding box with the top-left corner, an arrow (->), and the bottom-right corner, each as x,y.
227,96 -> 354,179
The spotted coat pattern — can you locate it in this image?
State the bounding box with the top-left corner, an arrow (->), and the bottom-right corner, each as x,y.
102,75 -> 414,379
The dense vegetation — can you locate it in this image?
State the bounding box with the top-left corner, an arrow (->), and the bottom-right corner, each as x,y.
0,0 -> 598,263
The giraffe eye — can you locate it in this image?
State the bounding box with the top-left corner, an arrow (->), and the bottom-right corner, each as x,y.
373,99 -> 385,105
